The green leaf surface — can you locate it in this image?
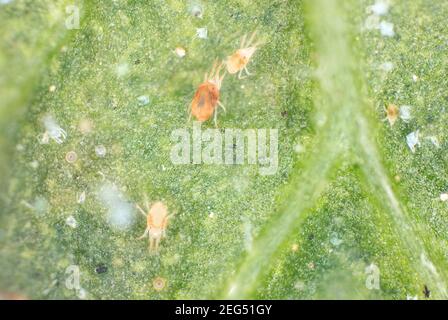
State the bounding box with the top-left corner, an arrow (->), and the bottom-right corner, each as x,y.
1,0 -> 447,300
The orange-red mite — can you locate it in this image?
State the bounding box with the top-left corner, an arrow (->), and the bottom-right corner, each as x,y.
190,60 -> 226,126
226,30 -> 263,79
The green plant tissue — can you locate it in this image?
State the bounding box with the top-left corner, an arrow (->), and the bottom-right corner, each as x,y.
1,0 -> 448,300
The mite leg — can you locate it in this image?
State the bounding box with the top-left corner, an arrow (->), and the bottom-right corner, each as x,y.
254,39 -> 264,48
244,66 -> 252,76
246,30 -> 258,47
214,61 -> 224,80
381,106 -> 388,122
218,67 -> 226,88
214,105 -> 219,127
144,194 -> 150,211
188,103 -> 193,121
136,204 -> 147,217
149,237 -> 155,252
209,59 -> 219,80
138,228 -> 149,240
218,101 -> 226,112
238,68 -> 247,80
240,33 -> 247,48
154,237 -> 161,252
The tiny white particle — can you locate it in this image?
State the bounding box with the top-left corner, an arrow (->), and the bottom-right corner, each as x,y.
66,215 -> 77,228
49,85 -> 56,92
98,183 -> 134,230
174,47 -> 186,58
196,27 -> 208,39
440,193 -> 448,202
380,21 -> 395,37
294,143 -> 305,153
95,145 -> 107,157
412,74 -> 419,82
189,3 -> 204,19
78,191 -> 86,204
294,281 -> 305,291
406,131 -> 420,153
399,105 -> 412,122
364,14 -> 380,30
316,112 -> 327,127
426,136 -> 440,148
33,197 -> 49,214
77,288 -> 87,299
228,284 -> 237,296
40,132 -> 50,144
137,95 -> 150,106
116,63 -> 129,77
379,61 -> 394,72
30,160 -> 39,169
406,294 -> 418,300
330,233 -> 343,246
370,1 -> 389,16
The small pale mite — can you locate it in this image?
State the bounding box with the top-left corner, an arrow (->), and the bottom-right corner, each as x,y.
226,30 -> 263,79
136,197 -> 173,252
385,103 -> 399,126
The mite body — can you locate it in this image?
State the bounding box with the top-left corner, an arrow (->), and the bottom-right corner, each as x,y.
136,199 -> 172,252
226,31 -> 262,79
190,60 -> 226,126
384,103 -> 399,126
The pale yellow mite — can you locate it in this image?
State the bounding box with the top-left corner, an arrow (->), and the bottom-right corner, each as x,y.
385,103 -> 399,126
136,199 -> 172,252
226,31 -> 263,79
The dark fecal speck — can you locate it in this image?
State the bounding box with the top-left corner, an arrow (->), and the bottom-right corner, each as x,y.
281,110 -> 288,117
423,285 -> 430,298
95,264 -> 108,274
